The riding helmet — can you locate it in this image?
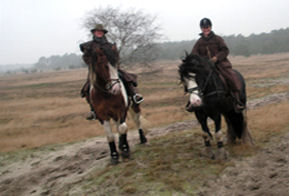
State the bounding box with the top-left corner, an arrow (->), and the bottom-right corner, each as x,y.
200,18 -> 212,28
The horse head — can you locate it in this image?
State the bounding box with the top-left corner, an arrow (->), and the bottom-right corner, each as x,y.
179,53 -> 215,111
179,53 -> 203,111
89,52 -> 121,95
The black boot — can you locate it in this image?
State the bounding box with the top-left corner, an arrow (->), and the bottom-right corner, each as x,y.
119,134 -> 130,159
139,129 -> 147,144
109,141 -> 119,165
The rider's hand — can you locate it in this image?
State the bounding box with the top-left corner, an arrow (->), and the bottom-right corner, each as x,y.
210,56 -> 217,63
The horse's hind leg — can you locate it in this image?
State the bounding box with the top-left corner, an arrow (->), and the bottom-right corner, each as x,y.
103,121 -> 119,165
130,103 -> 147,144
115,120 -> 130,160
214,114 -> 228,160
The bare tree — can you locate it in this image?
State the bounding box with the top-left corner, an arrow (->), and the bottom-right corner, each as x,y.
82,6 -> 163,66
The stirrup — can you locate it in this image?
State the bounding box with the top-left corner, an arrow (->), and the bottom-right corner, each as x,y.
133,94 -> 144,104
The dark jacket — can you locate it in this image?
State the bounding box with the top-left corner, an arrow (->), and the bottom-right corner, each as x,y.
192,31 -> 231,68
79,37 -> 137,86
80,36 -> 119,67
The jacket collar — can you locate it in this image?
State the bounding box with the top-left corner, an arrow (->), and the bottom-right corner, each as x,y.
93,36 -> 108,45
199,31 -> 215,41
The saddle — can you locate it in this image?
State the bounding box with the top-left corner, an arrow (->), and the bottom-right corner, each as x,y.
216,71 -> 229,93
81,69 -> 138,98
118,69 -> 138,87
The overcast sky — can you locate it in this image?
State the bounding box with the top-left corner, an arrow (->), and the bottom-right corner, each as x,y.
1,0 -> 289,65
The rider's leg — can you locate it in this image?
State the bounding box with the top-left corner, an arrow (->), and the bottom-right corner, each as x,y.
217,64 -> 245,111
118,70 -> 143,104
81,80 -> 97,120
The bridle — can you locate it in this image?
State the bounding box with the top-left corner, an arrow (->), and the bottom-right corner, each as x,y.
90,62 -> 121,94
105,79 -> 120,91
186,69 -> 225,98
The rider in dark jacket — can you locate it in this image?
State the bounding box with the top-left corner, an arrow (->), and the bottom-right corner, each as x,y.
192,18 -> 245,111
80,24 -> 143,120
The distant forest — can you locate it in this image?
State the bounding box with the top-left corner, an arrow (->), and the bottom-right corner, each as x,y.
157,27 -> 289,60
31,27 -> 289,72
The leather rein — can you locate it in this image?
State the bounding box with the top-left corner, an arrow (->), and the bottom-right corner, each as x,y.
187,69 -> 226,98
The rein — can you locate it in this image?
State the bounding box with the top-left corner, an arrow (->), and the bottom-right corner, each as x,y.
90,61 -> 121,94
105,79 -> 120,91
187,69 -> 225,98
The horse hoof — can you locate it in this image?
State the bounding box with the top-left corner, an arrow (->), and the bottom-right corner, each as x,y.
140,137 -> 147,144
203,148 -> 215,160
215,148 -> 228,160
110,158 -> 119,165
121,151 -> 130,159
210,154 -> 215,160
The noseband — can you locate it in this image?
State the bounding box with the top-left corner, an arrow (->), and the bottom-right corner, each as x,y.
90,62 -> 121,94
187,69 -> 225,98
105,79 -> 120,91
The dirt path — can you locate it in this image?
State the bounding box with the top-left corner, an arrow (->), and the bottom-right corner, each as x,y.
199,131 -> 289,196
0,92 -> 289,196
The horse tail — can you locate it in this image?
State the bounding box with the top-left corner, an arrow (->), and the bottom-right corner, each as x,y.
225,110 -> 253,144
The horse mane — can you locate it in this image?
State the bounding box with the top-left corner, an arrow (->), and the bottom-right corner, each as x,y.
178,53 -> 213,82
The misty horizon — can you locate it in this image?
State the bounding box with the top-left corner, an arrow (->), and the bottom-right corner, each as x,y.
1,0 -> 289,65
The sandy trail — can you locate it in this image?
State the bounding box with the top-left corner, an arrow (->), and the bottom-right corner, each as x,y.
0,92 -> 289,196
198,131 -> 289,196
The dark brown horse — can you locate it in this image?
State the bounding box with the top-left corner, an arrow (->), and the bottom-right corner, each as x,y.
88,53 -> 147,164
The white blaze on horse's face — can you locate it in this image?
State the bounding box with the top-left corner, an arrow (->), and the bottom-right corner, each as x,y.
108,64 -> 122,95
184,75 -> 202,107
108,64 -> 128,107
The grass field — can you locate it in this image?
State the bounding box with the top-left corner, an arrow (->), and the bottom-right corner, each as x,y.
1,53 -> 289,196
0,53 -> 289,153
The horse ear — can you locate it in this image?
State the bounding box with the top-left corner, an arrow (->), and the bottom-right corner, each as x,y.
185,50 -> 189,57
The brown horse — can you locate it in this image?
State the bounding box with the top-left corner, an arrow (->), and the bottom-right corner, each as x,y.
88,53 -> 147,164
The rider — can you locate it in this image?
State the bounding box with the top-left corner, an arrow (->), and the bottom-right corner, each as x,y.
80,24 -> 144,120
191,18 -> 245,111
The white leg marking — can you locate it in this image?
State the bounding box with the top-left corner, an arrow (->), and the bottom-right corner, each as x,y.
129,109 -> 141,129
103,120 -> 114,142
215,130 -> 224,142
118,122 -> 128,134
202,132 -> 211,142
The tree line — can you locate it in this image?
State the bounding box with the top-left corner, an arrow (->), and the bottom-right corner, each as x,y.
30,27 -> 289,73
157,27 -> 289,59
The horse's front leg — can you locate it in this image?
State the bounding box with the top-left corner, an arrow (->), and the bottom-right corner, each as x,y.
213,114 -> 228,160
195,111 -> 214,159
103,120 -> 119,165
130,104 -> 147,144
115,120 -> 130,160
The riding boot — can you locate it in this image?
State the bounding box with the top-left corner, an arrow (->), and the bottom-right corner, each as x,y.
232,91 -> 245,112
86,104 -> 97,120
81,82 -> 97,120
126,83 -> 144,104
80,80 -> 90,98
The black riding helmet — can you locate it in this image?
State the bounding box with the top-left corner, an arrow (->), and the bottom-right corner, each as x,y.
200,18 -> 212,28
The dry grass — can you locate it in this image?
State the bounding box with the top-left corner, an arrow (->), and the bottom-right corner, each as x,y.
75,100 -> 289,196
248,101 -> 289,142
1,53 -> 289,152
